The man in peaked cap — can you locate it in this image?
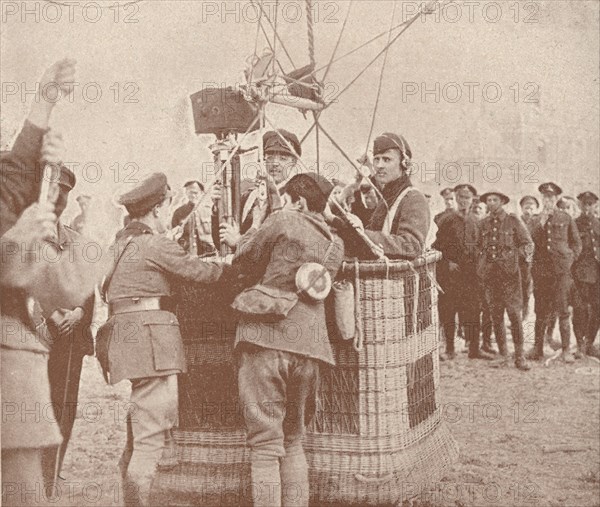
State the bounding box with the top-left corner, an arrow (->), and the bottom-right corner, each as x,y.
572,191 -> 600,358
347,132 -> 430,260
477,191 -> 533,370
33,166 -> 97,489
527,182 -> 582,363
435,187 -> 457,226
96,172 -> 227,506
212,129 -> 300,251
433,183 -> 494,360
519,195 -> 539,319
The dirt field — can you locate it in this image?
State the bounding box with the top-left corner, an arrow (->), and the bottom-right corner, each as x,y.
57,334 -> 600,507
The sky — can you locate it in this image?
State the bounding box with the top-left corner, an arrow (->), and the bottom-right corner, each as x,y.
1,0 -> 599,232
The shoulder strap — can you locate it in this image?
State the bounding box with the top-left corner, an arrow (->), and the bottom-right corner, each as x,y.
382,186 -> 417,235
101,236 -> 135,304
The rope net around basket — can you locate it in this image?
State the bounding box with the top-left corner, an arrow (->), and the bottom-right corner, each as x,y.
154,252 -> 457,506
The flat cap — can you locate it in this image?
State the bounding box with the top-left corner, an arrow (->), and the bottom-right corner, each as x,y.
519,195 -> 539,208
118,172 -> 172,215
76,194 -> 91,203
538,182 -> 562,196
454,184 -> 477,196
373,132 -> 412,160
577,191 -> 599,204
440,187 -> 454,197
281,172 -> 334,198
480,191 -> 509,205
263,129 -> 301,158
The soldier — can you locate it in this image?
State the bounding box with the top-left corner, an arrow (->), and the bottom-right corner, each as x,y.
232,172 -> 344,507
35,167 -> 96,488
477,191 -> 533,370
572,191 -> 600,358
171,180 -> 215,256
519,195 -> 539,319
1,58 -> 105,506
70,194 -> 91,235
435,187 -> 456,226
433,184 -> 494,360
96,173 -> 226,506
213,129 -> 299,250
347,132 -> 430,260
527,182 -> 582,362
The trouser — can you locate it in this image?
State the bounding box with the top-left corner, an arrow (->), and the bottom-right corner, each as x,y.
42,334 -> 85,488
237,344 -> 319,507
440,271 -> 481,356
484,268 -> 525,360
2,449 -> 50,506
572,280 -> 600,348
519,257 -> 532,318
119,375 -> 179,506
533,271 -> 573,353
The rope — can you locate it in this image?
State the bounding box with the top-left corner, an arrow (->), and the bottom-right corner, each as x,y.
322,0 -> 353,83
306,0 -> 316,68
250,0 -> 296,69
353,259 -> 363,352
272,0 -> 279,77
364,0 -> 398,156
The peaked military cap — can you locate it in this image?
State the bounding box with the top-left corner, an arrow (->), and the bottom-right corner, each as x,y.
577,191 -> 599,204
519,195 -> 539,208
538,182 -> 562,196
118,172 -> 172,215
281,172 -> 334,199
263,129 -> 301,158
480,191 -> 509,205
453,184 -> 477,196
57,165 -> 76,191
440,187 -> 454,197
373,132 -> 412,160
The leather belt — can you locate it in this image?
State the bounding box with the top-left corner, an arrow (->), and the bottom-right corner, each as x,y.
109,297 -> 171,316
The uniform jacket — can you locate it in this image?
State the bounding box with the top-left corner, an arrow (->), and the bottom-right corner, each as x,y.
365,173 -> 430,260
476,209 -> 533,279
530,210 -> 582,276
573,213 -> 600,283
432,210 -> 479,270
96,221 -> 224,384
232,210 -> 344,365
32,222 -> 96,356
171,201 -> 215,255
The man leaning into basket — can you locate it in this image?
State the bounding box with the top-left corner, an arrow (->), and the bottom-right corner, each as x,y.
345,132 -> 430,260
96,173 -> 226,506
231,172 -> 344,507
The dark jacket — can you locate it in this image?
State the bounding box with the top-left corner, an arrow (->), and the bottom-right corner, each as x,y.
433,210 -> 479,269
476,209 -> 533,279
365,173 -> 430,260
530,210 -> 582,277
96,221 -> 224,384
573,213 -> 600,284
172,201 -> 215,255
232,210 -> 344,365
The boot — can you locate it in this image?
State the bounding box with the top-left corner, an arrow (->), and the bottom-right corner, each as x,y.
515,356 -> 531,371
574,336 -> 587,360
559,318 -> 575,363
526,319 -> 545,360
512,327 -> 530,371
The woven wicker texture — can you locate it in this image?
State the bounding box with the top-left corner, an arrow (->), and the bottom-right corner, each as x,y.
155,251 -> 459,505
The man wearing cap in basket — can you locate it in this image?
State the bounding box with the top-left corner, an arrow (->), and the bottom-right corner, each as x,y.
96,173 -> 226,506
527,182 -> 581,362
345,132 -> 430,260
433,184 -> 495,361
477,191 -> 533,370
212,129 -> 300,250
231,172 -> 344,507
571,191 -> 600,358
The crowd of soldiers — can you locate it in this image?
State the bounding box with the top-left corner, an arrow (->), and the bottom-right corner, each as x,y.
1,59 -> 599,507
432,184 -> 599,372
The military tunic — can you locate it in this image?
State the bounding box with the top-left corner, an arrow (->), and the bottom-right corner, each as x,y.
477,209 -> 533,360
572,213 -> 600,349
530,210 -> 582,352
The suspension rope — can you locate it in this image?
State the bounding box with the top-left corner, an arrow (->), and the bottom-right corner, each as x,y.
322,0 -> 353,83
248,0 -> 263,85
364,0 -> 398,155
272,0 -> 279,76
250,0 -> 296,69
326,0 -> 447,107
306,0 -> 316,68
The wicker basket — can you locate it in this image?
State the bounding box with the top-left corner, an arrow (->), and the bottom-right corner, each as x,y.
153,251 -> 458,506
